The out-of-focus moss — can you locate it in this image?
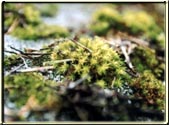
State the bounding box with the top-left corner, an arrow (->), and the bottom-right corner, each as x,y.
130,70 -> 165,110
4,54 -> 22,68
4,4 -> 41,28
12,24 -> 69,40
5,72 -> 57,108
90,6 -> 164,49
130,46 -> 164,80
36,4 -> 58,17
4,3 -> 69,40
44,37 -> 130,88
22,5 -> 41,25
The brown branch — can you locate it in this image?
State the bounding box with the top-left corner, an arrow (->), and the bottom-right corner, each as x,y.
6,18 -> 19,34
118,32 -> 149,47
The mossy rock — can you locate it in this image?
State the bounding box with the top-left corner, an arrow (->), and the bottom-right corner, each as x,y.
44,37 -> 130,88
90,6 -> 164,49
130,46 -> 165,80
5,72 -> 57,108
4,3 -> 69,40
130,70 -> 165,110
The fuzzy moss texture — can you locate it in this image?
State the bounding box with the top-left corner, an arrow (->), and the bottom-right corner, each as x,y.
131,70 -> 165,110
44,37 -> 130,88
4,3 -> 69,40
90,6 -> 165,49
5,72 -> 58,108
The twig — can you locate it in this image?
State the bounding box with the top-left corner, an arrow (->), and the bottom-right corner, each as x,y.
71,39 -> 93,53
5,64 -> 24,76
43,59 -> 74,66
16,66 -> 54,73
68,74 -> 89,89
4,50 -> 18,55
21,52 -> 51,55
6,18 -> 19,34
20,56 -> 29,68
120,45 -> 133,69
118,32 -> 149,47
9,46 -> 24,54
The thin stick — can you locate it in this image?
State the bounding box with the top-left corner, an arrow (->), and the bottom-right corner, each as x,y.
16,66 -> 54,73
43,59 -> 74,66
9,46 -> 24,54
71,39 -> 93,53
6,18 -> 19,34
120,45 -> 133,69
20,56 -> 29,68
118,32 -> 149,47
68,74 -> 89,89
5,64 -> 24,76
21,52 -> 51,55
4,50 -> 18,55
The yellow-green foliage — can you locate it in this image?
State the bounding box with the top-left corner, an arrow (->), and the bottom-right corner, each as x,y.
36,4 -> 58,17
90,6 -> 122,35
4,3 -> 41,27
12,24 -> 69,40
5,73 -> 56,108
90,6 -> 164,48
4,3 -> 69,40
44,37 -> 130,88
130,70 -> 165,110
22,5 -> 41,24
4,54 -> 22,68
131,46 -> 164,80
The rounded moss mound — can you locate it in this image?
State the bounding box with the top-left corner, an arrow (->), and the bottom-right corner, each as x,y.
44,37 -> 130,88
90,6 -> 164,49
130,70 -> 165,110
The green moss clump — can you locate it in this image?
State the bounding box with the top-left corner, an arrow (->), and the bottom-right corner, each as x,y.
36,4 -> 58,17
4,3 -> 69,40
131,46 -> 164,80
4,4 -> 41,28
130,70 -> 165,110
90,6 -> 164,48
44,37 -> 130,88
12,24 -> 69,40
90,6 -> 122,36
5,72 -> 57,108
4,54 -> 22,68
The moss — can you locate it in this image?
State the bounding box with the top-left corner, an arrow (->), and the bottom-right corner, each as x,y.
5,72 -> 57,108
44,37 -> 130,88
4,54 -> 22,68
12,24 -> 69,40
4,4 -> 41,28
131,46 -> 164,80
4,3 -> 69,40
36,4 -> 58,17
90,6 -> 164,49
130,70 -> 165,110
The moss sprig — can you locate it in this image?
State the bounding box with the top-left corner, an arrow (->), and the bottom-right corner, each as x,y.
44,37 -> 130,88
130,70 -> 165,110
